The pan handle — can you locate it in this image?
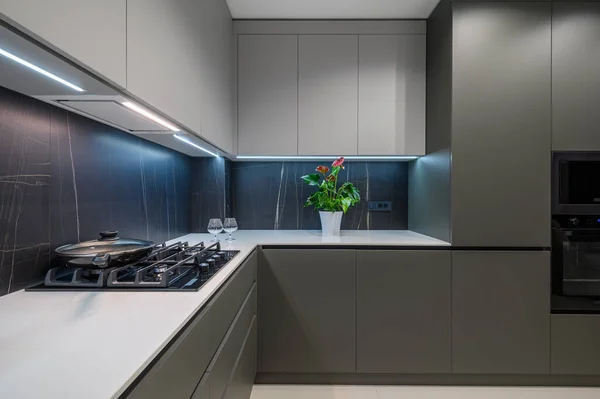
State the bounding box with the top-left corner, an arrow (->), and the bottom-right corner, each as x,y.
91,253 -> 111,268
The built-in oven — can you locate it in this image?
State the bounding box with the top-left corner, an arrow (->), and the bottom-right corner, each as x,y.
552,215 -> 600,298
552,152 -> 600,214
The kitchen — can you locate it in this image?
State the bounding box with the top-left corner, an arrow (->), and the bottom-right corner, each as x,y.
0,0 -> 600,398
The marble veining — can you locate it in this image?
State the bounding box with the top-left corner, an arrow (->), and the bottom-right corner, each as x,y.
0,87 -> 51,296
191,157 -> 233,233
0,86 -> 193,296
231,161 -> 408,230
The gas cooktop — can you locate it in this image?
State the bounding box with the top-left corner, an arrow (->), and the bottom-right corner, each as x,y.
27,241 -> 239,292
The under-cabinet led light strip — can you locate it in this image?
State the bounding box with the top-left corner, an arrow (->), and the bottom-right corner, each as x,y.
173,134 -> 219,157
0,47 -> 84,92
236,155 -> 420,161
122,102 -> 180,131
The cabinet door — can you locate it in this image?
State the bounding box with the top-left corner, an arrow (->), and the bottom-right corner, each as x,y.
0,0 -> 126,87
551,315 -> 600,375
552,2 -> 600,151
126,307 -> 211,399
356,250 -> 451,373
452,251 -> 550,374
451,1 -> 551,247
358,35 -> 426,156
259,249 -> 356,373
298,35 -> 358,156
127,0 -> 203,137
223,318 -> 257,399
199,0 -> 235,153
238,35 -> 298,155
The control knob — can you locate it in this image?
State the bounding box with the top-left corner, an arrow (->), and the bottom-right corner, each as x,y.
569,217 -> 580,226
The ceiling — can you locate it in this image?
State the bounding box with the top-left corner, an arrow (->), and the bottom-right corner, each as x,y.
226,0 -> 441,20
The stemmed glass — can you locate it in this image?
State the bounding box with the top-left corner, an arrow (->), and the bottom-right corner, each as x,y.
224,218 -> 238,241
207,218 -> 224,242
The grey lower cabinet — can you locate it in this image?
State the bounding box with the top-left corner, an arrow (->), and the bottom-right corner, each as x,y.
551,315 -> 600,375
552,2 -> 600,151
126,251 -> 257,399
451,251 -> 551,375
259,249 -> 356,373
223,319 -> 258,399
356,250 -> 451,373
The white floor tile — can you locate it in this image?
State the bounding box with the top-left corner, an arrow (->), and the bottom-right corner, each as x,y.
375,386 -> 600,399
250,385 -> 379,399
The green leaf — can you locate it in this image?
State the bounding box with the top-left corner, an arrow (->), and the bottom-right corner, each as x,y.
301,173 -> 320,186
341,197 -> 352,214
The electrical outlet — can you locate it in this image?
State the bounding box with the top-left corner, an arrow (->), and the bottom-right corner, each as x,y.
368,201 -> 392,212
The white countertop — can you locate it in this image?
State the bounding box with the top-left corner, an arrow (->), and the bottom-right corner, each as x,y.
0,230 -> 448,399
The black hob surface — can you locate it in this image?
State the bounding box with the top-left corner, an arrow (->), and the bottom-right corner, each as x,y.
27,241 -> 239,292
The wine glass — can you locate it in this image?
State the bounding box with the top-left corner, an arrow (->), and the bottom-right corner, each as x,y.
224,218 -> 238,241
207,218 -> 223,242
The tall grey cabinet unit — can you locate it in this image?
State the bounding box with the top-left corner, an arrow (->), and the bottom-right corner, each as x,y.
449,1 -> 551,247
452,251 -> 550,375
298,35 -> 359,156
259,249 -> 356,373
552,2 -> 600,151
237,35 -> 299,156
356,251 -> 451,373
358,35 -> 426,156
0,0 -> 127,88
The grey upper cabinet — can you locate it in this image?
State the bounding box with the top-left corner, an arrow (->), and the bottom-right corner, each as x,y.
0,0 -> 127,88
452,251 -> 550,375
450,1 -> 551,247
199,0 -> 235,153
356,250 -> 451,374
551,315 -> 600,375
552,2 -> 600,151
298,35 -> 358,156
237,35 -> 298,155
259,249 -> 356,373
358,35 -> 426,156
127,0 -> 204,140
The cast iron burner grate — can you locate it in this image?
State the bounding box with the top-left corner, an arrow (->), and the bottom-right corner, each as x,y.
27,241 -> 239,292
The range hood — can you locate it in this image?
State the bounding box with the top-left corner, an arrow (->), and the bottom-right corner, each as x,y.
0,20 -> 220,157
43,95 -> 172,133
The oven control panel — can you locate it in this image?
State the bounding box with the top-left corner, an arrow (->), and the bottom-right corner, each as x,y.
553,215 -> 600,229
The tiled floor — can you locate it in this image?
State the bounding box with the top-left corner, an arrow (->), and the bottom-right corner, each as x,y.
250,385 -> 600,399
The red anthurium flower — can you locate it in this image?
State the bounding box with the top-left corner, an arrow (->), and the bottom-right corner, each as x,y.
326,174 -> 336,182
316,165 -> 330,174
332,157 -> 345,168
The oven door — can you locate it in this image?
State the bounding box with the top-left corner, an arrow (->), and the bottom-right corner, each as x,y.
554,229 -> 600,297
553,152 -> 600,214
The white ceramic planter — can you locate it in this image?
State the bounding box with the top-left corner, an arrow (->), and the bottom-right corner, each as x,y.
319,211 -> 343,237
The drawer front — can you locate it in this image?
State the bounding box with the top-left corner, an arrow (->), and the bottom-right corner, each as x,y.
126,307 -> 211,399
190,372 -> 209,399
223,317 -> 257,399
552,315 -> 600,375
209,251 -> 257,353
208,284 -> 257,399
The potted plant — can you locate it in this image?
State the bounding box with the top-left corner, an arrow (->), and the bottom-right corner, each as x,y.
301,157 -> 361,237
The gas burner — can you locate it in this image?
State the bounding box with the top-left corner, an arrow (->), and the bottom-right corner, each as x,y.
29,240 -> 239,292
153,265 -> 168,274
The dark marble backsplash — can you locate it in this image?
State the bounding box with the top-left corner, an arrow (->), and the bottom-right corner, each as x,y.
0,86 -> 411,295
231,162 -> 408,230
0,86 -> 192,296
190,157 -> 233,233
